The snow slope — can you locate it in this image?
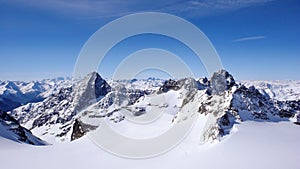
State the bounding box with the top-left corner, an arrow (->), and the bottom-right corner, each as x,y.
0,119 -> 299,169
0,110 -> 45,145
1,70 -> 300,168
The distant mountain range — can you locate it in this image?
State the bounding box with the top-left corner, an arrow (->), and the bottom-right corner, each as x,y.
0,77 -> 73,112
0,70 -> 299,145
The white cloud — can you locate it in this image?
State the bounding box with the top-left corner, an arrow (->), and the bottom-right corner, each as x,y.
233,36 -> 266,42
3,0 -> 274,19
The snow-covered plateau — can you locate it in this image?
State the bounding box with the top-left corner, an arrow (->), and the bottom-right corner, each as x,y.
0,70 -> 299,169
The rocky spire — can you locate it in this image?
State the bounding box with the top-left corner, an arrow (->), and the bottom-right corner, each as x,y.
209,69 -> 236,95
73,72 -> 111,113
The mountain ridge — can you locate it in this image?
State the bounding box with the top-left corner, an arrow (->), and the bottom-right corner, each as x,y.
0,109 -> 46,145
2,70 -> 300,144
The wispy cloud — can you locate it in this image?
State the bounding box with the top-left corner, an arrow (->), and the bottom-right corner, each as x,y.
233,35 -> 266,42
3,0 -> 274,19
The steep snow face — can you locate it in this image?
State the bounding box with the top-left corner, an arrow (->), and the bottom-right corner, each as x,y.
0,110 -> 45,145
241,80 -> 300,101
8,72 -> 111,144
0,77 -> 73,112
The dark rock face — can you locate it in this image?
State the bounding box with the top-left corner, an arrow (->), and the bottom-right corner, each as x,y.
217,113 -> 236,136
71,119 -> 97,141
29,87 -> 73,129
132,107 -> 146,116
74,72 -> 111,113
92,72 -> 111,99
158,78 -> 202,94
210,69 -> 235,95
127,90 -> 145,105
275,100 -> 300,119
158,79 -> 180,93
296,113 -> 300,125
0,109 -> 45,145
71,119 -> 85,141
199,77 -> 209,84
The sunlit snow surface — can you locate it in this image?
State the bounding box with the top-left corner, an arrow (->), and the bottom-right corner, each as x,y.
1,78 -> 300,168
1,119 -> 299,169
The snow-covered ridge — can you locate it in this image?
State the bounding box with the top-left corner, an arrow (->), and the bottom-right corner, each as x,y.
7,72 -> 111,143
0,77 -> 74,112
240,80 -> 300,101
2,70 -> 300,145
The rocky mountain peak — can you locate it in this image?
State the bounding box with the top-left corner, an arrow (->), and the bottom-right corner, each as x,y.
209,69 -> 236,95
78,72 -> 111,98
158,79 -> 179,93
7,72 -> 112,143
73,72 -> 111,112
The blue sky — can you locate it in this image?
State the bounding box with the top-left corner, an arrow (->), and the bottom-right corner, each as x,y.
0,0 -> 299,80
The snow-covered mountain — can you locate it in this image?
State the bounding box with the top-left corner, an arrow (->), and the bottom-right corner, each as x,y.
8,72 -> 111,143
78,70 -> 299,143
0,77 -> 73,112
4,70 -> 300,145
241,80 -> 300,101
0,109 -> 46,145
124,70 -> 299,143
7,74 -> 164,143
108,77 -> 164,93
193,71 -> 300,142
